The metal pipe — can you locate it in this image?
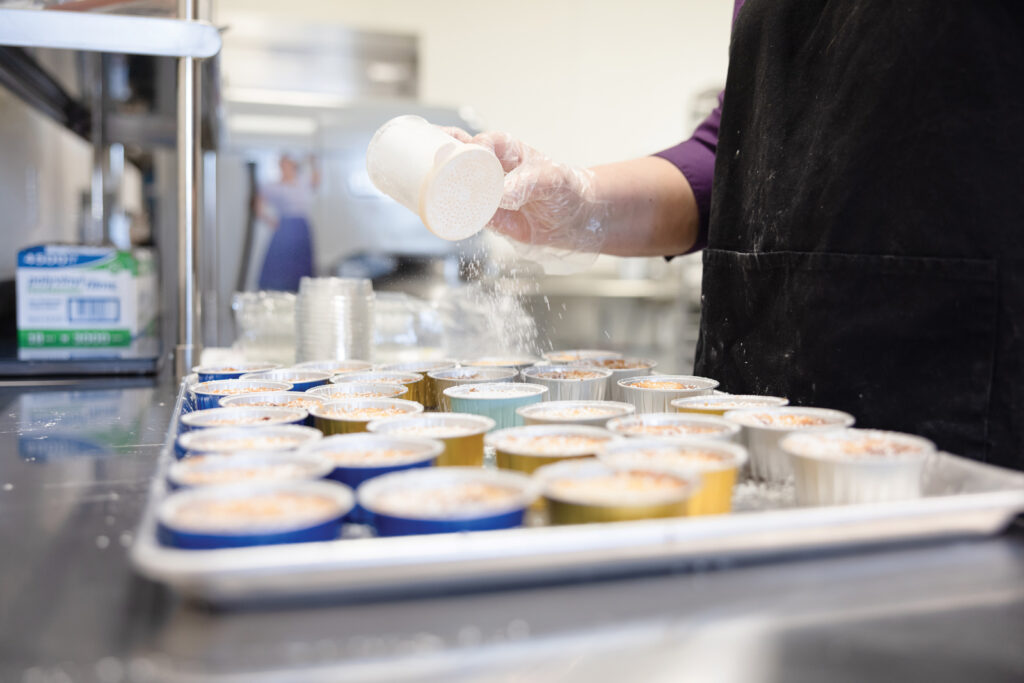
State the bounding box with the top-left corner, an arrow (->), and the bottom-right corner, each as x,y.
174,0 -> 202,378
201,149 -> 219,348
87,53 -> 107,245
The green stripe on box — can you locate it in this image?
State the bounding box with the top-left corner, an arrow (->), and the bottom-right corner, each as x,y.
18,329 -> 132,348
87,251 -> 138,275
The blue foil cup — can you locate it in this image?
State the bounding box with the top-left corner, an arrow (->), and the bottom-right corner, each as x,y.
444,382 -> 548,430
180,406 -> 309,433
370,508 -> 526,536
219,392 -> 326,426
357,467 -> 538,536
166,451 -> 334,490
191,380 -> 293,411
193,362 -> 281,384
181,374 -> 200,414
157,480 -> 354,549
176,424 -> 323,459
240,369 -> 331,392
299,433 -> 444,522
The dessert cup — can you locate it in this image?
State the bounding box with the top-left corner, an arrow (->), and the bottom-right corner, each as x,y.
617,375 -> 719,413
781,428 -> 935,505
367,413 -> 495,467
723,407 -> 855,483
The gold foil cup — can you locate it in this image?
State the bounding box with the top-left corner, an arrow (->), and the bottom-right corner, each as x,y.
546,497 -> 691,525
534,458 -> 699,525
671,394 -> 788,416
378,360 -> 458,409
487,425 -> 621,475
367,413 -> 495,467
429,367 -> 518,411
683,467 -> 737,515
597,437 -> 748,516
310,398 -> 423,435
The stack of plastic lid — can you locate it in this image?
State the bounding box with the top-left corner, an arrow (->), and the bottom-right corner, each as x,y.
296,277 -> 374,362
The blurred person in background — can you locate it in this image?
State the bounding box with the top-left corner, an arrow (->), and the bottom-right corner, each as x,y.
257,153 -> 318,291
448,0 -> 1024,469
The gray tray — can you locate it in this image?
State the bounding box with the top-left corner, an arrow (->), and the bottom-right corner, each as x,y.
131,379 -> 1024,606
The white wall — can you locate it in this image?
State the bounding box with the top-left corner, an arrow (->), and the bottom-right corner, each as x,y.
0,89 -> 92,281
214,0 -> 733,167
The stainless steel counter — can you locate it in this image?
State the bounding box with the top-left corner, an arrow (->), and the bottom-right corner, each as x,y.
1,377 -> 1022,683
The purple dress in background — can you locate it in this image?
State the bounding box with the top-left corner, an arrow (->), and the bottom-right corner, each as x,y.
257,181 -> 315,292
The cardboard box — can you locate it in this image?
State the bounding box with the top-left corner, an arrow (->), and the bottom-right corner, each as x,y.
16,244 -> 158,360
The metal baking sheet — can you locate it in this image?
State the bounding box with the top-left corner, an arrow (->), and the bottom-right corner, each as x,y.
131,379 -> 1024,606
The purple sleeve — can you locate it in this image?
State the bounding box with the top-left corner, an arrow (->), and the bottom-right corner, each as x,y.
653,93 -> 723,253
653,0 -> 744,254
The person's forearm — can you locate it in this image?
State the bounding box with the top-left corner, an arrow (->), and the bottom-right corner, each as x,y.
591,156 -> 701,257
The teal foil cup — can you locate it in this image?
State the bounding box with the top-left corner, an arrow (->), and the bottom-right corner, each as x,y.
444,382 -> 548,430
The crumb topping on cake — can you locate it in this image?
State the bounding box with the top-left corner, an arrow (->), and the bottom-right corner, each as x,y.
200,385 -> 281,396
196,415 -> 287,426
389,424 -> 477,438
496,433 -> 612,456
466,359 -> 526,367
681,398 -> 782,409
190,436 -> 307,452
629,379 -> 697,390
322,406 -> 408,420
615,448 -> 733,466
533,369 -> 604,381
452,385 -> 538,398
528,405 -> 622,419
618,423 -> 724,436
581,358 -> 650,370
373,482 -> 521,517
785,431 -> 931,460
172,492 -> 338,530
240,397 -> 321,409
322,448 -> 424,466
747,413 -> 830,428
177,462 -> 320,486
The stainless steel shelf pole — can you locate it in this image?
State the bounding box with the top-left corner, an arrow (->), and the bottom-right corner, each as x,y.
174,0 -> 202,378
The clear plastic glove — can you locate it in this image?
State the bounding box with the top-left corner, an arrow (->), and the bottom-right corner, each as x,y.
443,128 -> 607,274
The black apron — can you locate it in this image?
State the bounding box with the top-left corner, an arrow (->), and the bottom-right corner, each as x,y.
696,0 -> 1024,469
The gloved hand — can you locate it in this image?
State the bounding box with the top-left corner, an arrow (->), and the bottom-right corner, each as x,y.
444,128 -> 607,272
